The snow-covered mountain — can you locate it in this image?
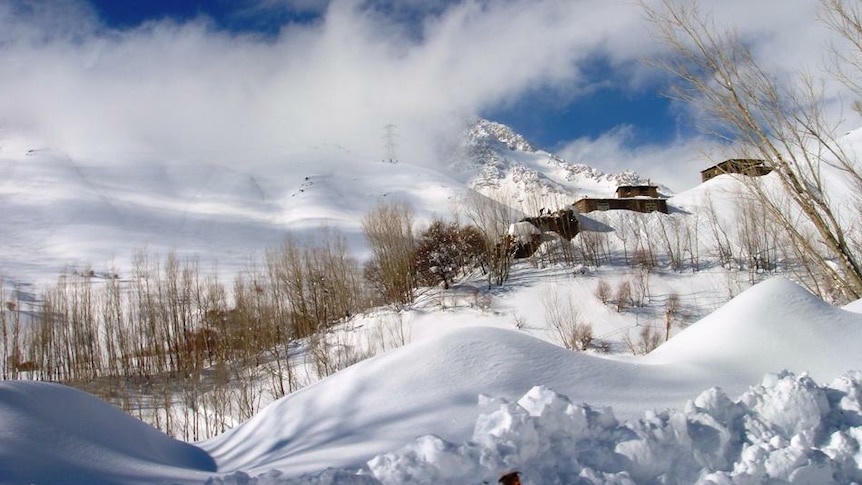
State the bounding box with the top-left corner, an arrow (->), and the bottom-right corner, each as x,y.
449,119 -> 668,213
0,119 -> 661,286
8,119 -> 862,484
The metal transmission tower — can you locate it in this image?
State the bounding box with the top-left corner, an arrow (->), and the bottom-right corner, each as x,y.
383,123 -> 398,163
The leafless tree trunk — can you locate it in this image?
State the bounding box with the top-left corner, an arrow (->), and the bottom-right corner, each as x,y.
362,201 -> 416,305
462,191 -> 517,287
644,0 -> 862,300
664,292 -> 681,341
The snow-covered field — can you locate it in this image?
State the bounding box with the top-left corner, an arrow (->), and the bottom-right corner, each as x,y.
2,121 -> 862,483
2,278 -> 862,483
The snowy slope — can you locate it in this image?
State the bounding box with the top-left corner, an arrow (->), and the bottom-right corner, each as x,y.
0,381 -> 216,484
1,278 -> 862,483
5,119 -> 862,483
199,278 -> 862,476
643,278 -> 862,379
0,119 -> 657,287
0,141 -> 466,284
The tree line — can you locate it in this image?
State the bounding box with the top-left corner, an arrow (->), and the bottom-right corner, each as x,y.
0,196 -> 519,439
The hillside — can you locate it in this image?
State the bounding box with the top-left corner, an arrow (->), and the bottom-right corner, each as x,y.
3,120 -> 862,483
2,278 -> 862,483
0,119 -> 659,287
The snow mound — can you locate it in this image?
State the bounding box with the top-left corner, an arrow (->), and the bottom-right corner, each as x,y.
3,279 -> 861,483
644,278 -> 862,380
200,326 -> 649,476
203,279 -> 862,477
364,372 -> 862,484
0,381 -> 216,484
843,297 -> 862,314
214,371 -> 862,484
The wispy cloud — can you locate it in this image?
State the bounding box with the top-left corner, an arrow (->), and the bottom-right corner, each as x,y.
0,0 -> 652,164
0,0 -> 850,189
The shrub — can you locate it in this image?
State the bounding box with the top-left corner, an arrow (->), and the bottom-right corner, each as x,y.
595,279 -> 612,304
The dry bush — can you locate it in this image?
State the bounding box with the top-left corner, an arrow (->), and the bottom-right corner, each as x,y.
573,323 -> 594,351
595,279 -> 612,304
512,314 -> 527,330
542,290 -> 593,351
615,280 -> 632,313
624,325 -> 663,355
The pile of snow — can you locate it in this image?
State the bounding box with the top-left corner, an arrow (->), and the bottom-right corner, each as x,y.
642,278 -> 862,381
213,371 -> 862,484
0,381 -> 216,484
843,297 -> 862,314
1,278 -> 861,483
198,278 -> 862,478
365,371 -> 862,484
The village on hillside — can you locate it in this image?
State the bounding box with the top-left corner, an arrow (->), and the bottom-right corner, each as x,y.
508,158 -> 772,258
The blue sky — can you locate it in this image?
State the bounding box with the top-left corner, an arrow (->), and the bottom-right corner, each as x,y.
0,0 -> 838,190
88,0 -> 316,36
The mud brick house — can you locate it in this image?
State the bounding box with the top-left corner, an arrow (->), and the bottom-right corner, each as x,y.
574,185 -> 668,214
519,208 -> 580,240
700,158 -> 772,182
615,185 -> 659,199
509,208 -> 580,258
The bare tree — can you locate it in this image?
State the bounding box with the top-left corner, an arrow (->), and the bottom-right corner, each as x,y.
1,278 -> 9,380
414,219 -> 483,289
664,292 -> 681,341
644,0 -> 862,300
362,201 -> 417,306
462,190 -> 518,286
703,194 -> 735,267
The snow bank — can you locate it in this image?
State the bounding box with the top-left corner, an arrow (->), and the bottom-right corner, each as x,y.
202,279 -> 862,478
0,381 -> 216,484
3,278 -> 861,483
219,371 -> 862,484
643,278 -> 862,382
843,297 -> 862,314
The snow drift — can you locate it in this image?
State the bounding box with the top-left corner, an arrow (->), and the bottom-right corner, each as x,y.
1,278 -> 861,483
201,278 -> 862,477
0,381 -> 215,484
643,278 -> 862,381
361,371 -> 862,484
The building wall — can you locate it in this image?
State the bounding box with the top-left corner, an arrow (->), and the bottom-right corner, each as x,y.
520,210 -> 580,240
615,186 -> 658,198
574,198 -> 668,214
700,159 -> 772,182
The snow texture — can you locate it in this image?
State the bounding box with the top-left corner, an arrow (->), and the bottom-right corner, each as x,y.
1,278 -> 861,483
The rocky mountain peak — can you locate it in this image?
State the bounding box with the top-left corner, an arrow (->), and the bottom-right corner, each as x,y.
466,119 -> 534,153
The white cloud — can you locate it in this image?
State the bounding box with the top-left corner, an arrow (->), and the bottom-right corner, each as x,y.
0,0 -> 855,185
0,0 -> 653,165
556,125 -> 730,193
